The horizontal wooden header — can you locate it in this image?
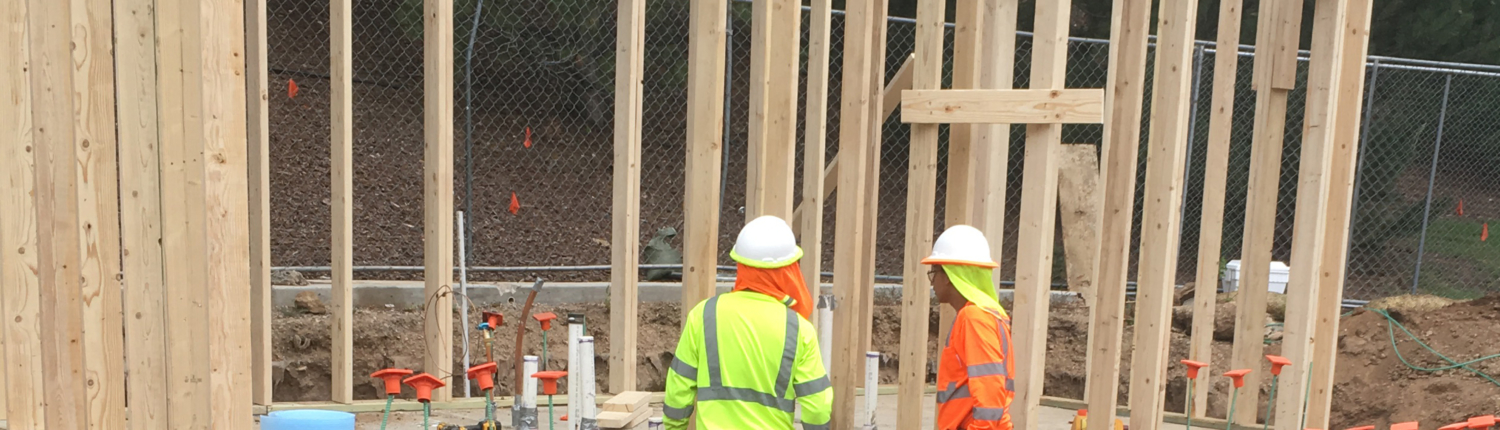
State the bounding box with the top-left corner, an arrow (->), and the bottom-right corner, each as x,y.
900,89 -> 1105,124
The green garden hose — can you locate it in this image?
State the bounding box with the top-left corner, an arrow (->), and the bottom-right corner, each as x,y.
1372,309 -> 1500,388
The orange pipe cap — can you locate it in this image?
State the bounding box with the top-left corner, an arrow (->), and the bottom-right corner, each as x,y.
402,372 -> 447,402
532,370 -> 568,395
1344,426 -> 1375,430
533,312 -> 558,330
1180,360 -> 1208,379
370,368 -> 413,396
1266,355 -> 1292,376
482,311 -> 504,329
1392,422 -> 1420,430
467,362 -> 500,392
1469,416 -> 1496,429
1223,369 -> 1252,388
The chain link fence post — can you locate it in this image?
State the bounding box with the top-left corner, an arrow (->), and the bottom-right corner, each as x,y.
1411,74 -> 1454,294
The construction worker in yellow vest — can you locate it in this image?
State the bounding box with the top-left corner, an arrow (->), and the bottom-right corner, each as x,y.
925,225 -> 1015,430
664,216 -> 832,430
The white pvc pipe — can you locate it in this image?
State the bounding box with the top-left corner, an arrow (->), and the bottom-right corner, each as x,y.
457,211 -> 471,397
567,317 -> 584,428
818,295 -> 833,372
522,355 -> 539,430
579,336 -> 598,430
864,351 -> 879,429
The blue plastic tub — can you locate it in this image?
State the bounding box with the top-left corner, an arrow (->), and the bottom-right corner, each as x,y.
260,409 -> 356,430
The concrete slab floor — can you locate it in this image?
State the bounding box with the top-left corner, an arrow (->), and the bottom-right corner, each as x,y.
318,394 -> 1193,430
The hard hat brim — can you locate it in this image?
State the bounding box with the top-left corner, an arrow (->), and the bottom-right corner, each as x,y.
730,247 -> 805,269
919,257 -> 999,268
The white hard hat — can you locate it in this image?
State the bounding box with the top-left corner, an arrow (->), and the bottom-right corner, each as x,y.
922,225 -> 998,268
730,216 -> 804,269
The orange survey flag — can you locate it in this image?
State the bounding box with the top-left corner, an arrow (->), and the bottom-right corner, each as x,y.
509,193 -> 520,215
1483,223 -> 1489,242
1458,199 -> 1465,216
524,127 -> 533,148
288,79 -> 300,99
732,262 -> 813,320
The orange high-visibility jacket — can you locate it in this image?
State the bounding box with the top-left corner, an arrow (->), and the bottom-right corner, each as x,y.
936,303 -> 1015,430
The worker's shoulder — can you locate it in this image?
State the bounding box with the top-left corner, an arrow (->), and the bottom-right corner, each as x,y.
957,305 -> 1004,328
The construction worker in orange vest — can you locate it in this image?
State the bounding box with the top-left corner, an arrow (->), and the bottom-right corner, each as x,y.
924,225 -> 1015,430
663,216 -> 832,430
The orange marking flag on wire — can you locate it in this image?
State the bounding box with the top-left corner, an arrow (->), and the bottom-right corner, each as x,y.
509,193 -> 520,215
288,79 -> 299,99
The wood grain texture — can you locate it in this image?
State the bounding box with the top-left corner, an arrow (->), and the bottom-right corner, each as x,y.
946,0 -> 984,230
1275,0 -> 1349,428
1056,144 -> 1100,302
744,0 -> 772,218
1086,0 -> 1151,420
681,0 -> 727,316
898,0 -> 945,427
1011,1 -> 1072,428
156,0 -> 215,425
831,0 -> 880,426
758,0 -> 799,220
330,0 -> 355,404
855,0 -> 887,426
901,89 -> 1105,124
1188,0 -> 1244,417
115,0 -> 170,423
247,0 -> 275,407
69,0 -> 128,423
974,0 -> 1019,295
28,0 -> 91,425
610,0 -> 645,393
423,0 -> 455,403
1,0 -> 48,425
801,0 -> 833,308
1305,0 -> 1373,426
1128,0 -> 1200,428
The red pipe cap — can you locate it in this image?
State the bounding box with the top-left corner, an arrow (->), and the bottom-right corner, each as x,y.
1265,355 -> 1292,376
533,312 -> 558,330
1392,422 -> 1420,430
402,372 -> 447,402
370,368 -> 414,396
467,362 -> 500,392
483,311 -> 504,329
1223,369 -> 1252,388
1441,423 -> 1470,430
532,370 -> 568,395
1180,360 -> 1208,379
1344,426 -> 1375,430
1469,416 -> 1496,429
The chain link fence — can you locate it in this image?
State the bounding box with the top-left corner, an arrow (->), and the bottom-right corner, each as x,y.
264,0 -> 1500,300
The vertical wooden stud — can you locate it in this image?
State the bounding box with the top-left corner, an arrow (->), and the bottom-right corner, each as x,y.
831,0 -> 879,425
1305,0 -> 1373,426
1086,0 -> 1151,420
801,0 -> 833,305
681,0 -> 728,313
610,0 -> 645,393
0,0 -> 48,425
423,0 -> 455,403
247,0 -> 275,407
974,0 -> 1018,294
1128,0 -> 1200,428
1188,0 -> 1245,417
898,0 -> 944,427
329,0 -> 355,404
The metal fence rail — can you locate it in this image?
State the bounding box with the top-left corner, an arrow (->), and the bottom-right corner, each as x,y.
264,0 -> 1500,300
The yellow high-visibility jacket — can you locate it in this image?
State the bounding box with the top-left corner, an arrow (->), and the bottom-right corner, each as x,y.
664,291 -> 832,430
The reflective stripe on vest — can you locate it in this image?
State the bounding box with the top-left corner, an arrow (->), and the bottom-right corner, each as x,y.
974,406 -> 1007,421
700,294 -> 803,414
937,382 -> 971,403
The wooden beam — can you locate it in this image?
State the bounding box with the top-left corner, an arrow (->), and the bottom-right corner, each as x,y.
73,0 -> 128,423
855,0 -> 887,424
0,0 -> 47,425
1269,0 -> 1305,90
901,89 -> 1106,124
423,0 -> 455,403
1188,0 -> 1244,417
330,0 -> 355,404
1230,0 -> 1304,422
1012,1 -> 1072,428
744,0 -> 772,218
247,0 -> 275,407
790,54 -> 914,237
761,0 -> 799,220
1056,144 -> 1100,302
1128,0 -> 1200,428
831,0 -> 882,426
116,0 -> 170,422
28,0 -> 91,426
1306,0 -> 1374,426
897,0 -> 945,426
975,0 -> 1019,294
801,0 -> 833,301
1086,0 -> 1151,421
610,0 -> 645,394
156,0 -> 214,425
947,0 -> 986,230
1275,0 -> 1349,428
194,0 -> 255,423
681,0 -> 727,317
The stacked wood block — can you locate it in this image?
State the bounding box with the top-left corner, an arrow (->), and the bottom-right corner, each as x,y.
597,391 -> 653,429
